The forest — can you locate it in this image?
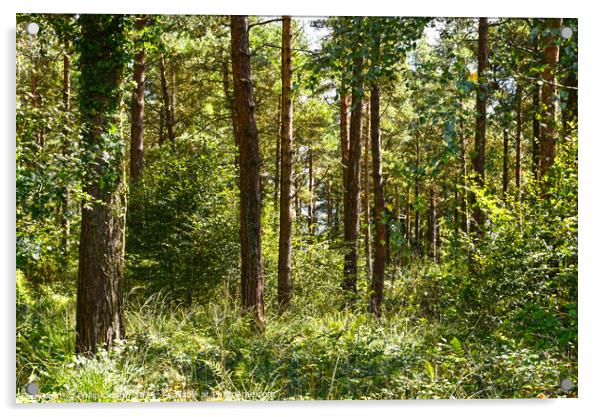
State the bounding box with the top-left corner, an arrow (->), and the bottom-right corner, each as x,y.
16,14 -> 577,401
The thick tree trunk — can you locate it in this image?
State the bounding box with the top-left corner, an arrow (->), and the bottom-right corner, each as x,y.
540,18 -> 561,178
369,83 -> 386,316
343,34 -> 364,293
363,97 -> 372,284
76,15 -> 127,354
160,53 -> 176,148
515,83 -> 523,194
470,17 -> 489,235
62,39 -> 71,112
277,16 -> 293,311
130,17 -> 146,183
230,15 -> 265,329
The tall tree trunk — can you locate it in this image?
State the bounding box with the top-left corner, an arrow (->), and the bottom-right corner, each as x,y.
160,53 -> 176,148
130,17 -> 146,183
158,103 -> 165,146
369,83 -> 386,316
274,96 -> 281,207
470,17 -> 489,235
363,97 -> 372,284
60,35 -> 71,263
515,83 -> 523,194
170,59 -> 177,123
502,128 -> 509,199
343,28 -> 364,293
277,16 -> 293,311
76,15 -> 127,354
540,18 -> 561,178
459,118 -> 469,234
414,136 -> 421,256
230,15 -> 265,329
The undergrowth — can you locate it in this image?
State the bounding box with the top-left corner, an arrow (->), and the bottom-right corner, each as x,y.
16,258 -> 577,402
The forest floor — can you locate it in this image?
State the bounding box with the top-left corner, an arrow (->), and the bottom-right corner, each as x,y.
16,262 -> 577,402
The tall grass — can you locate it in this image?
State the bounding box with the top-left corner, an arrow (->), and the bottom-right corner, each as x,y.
16,258 -> 577,402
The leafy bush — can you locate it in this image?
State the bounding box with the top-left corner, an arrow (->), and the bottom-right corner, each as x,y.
126,139 -> 239,302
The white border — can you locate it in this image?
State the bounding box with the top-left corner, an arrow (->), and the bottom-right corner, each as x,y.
2,1 -> 599,416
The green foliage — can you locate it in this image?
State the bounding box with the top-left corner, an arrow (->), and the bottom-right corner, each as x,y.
17,269 -> 576,402
16,15 -> 578,402
126,139 -> 239,302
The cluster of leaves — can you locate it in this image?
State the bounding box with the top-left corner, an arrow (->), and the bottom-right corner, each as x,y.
16,15 -> 83,278
125,138 -> 239,302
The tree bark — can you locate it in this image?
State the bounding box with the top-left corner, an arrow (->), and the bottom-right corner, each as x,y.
540,18 -> 561,178
230,15 -> 265,329
277,16 -> 293,311
160,52 -> 176,148
76,15 -> 127,354
274,96 -> 281,207
363,97 -> 372,284
470,17 -> 489,235
130,17 -> 146,183
369,83 -> 386,316
342,30 -> 364,293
